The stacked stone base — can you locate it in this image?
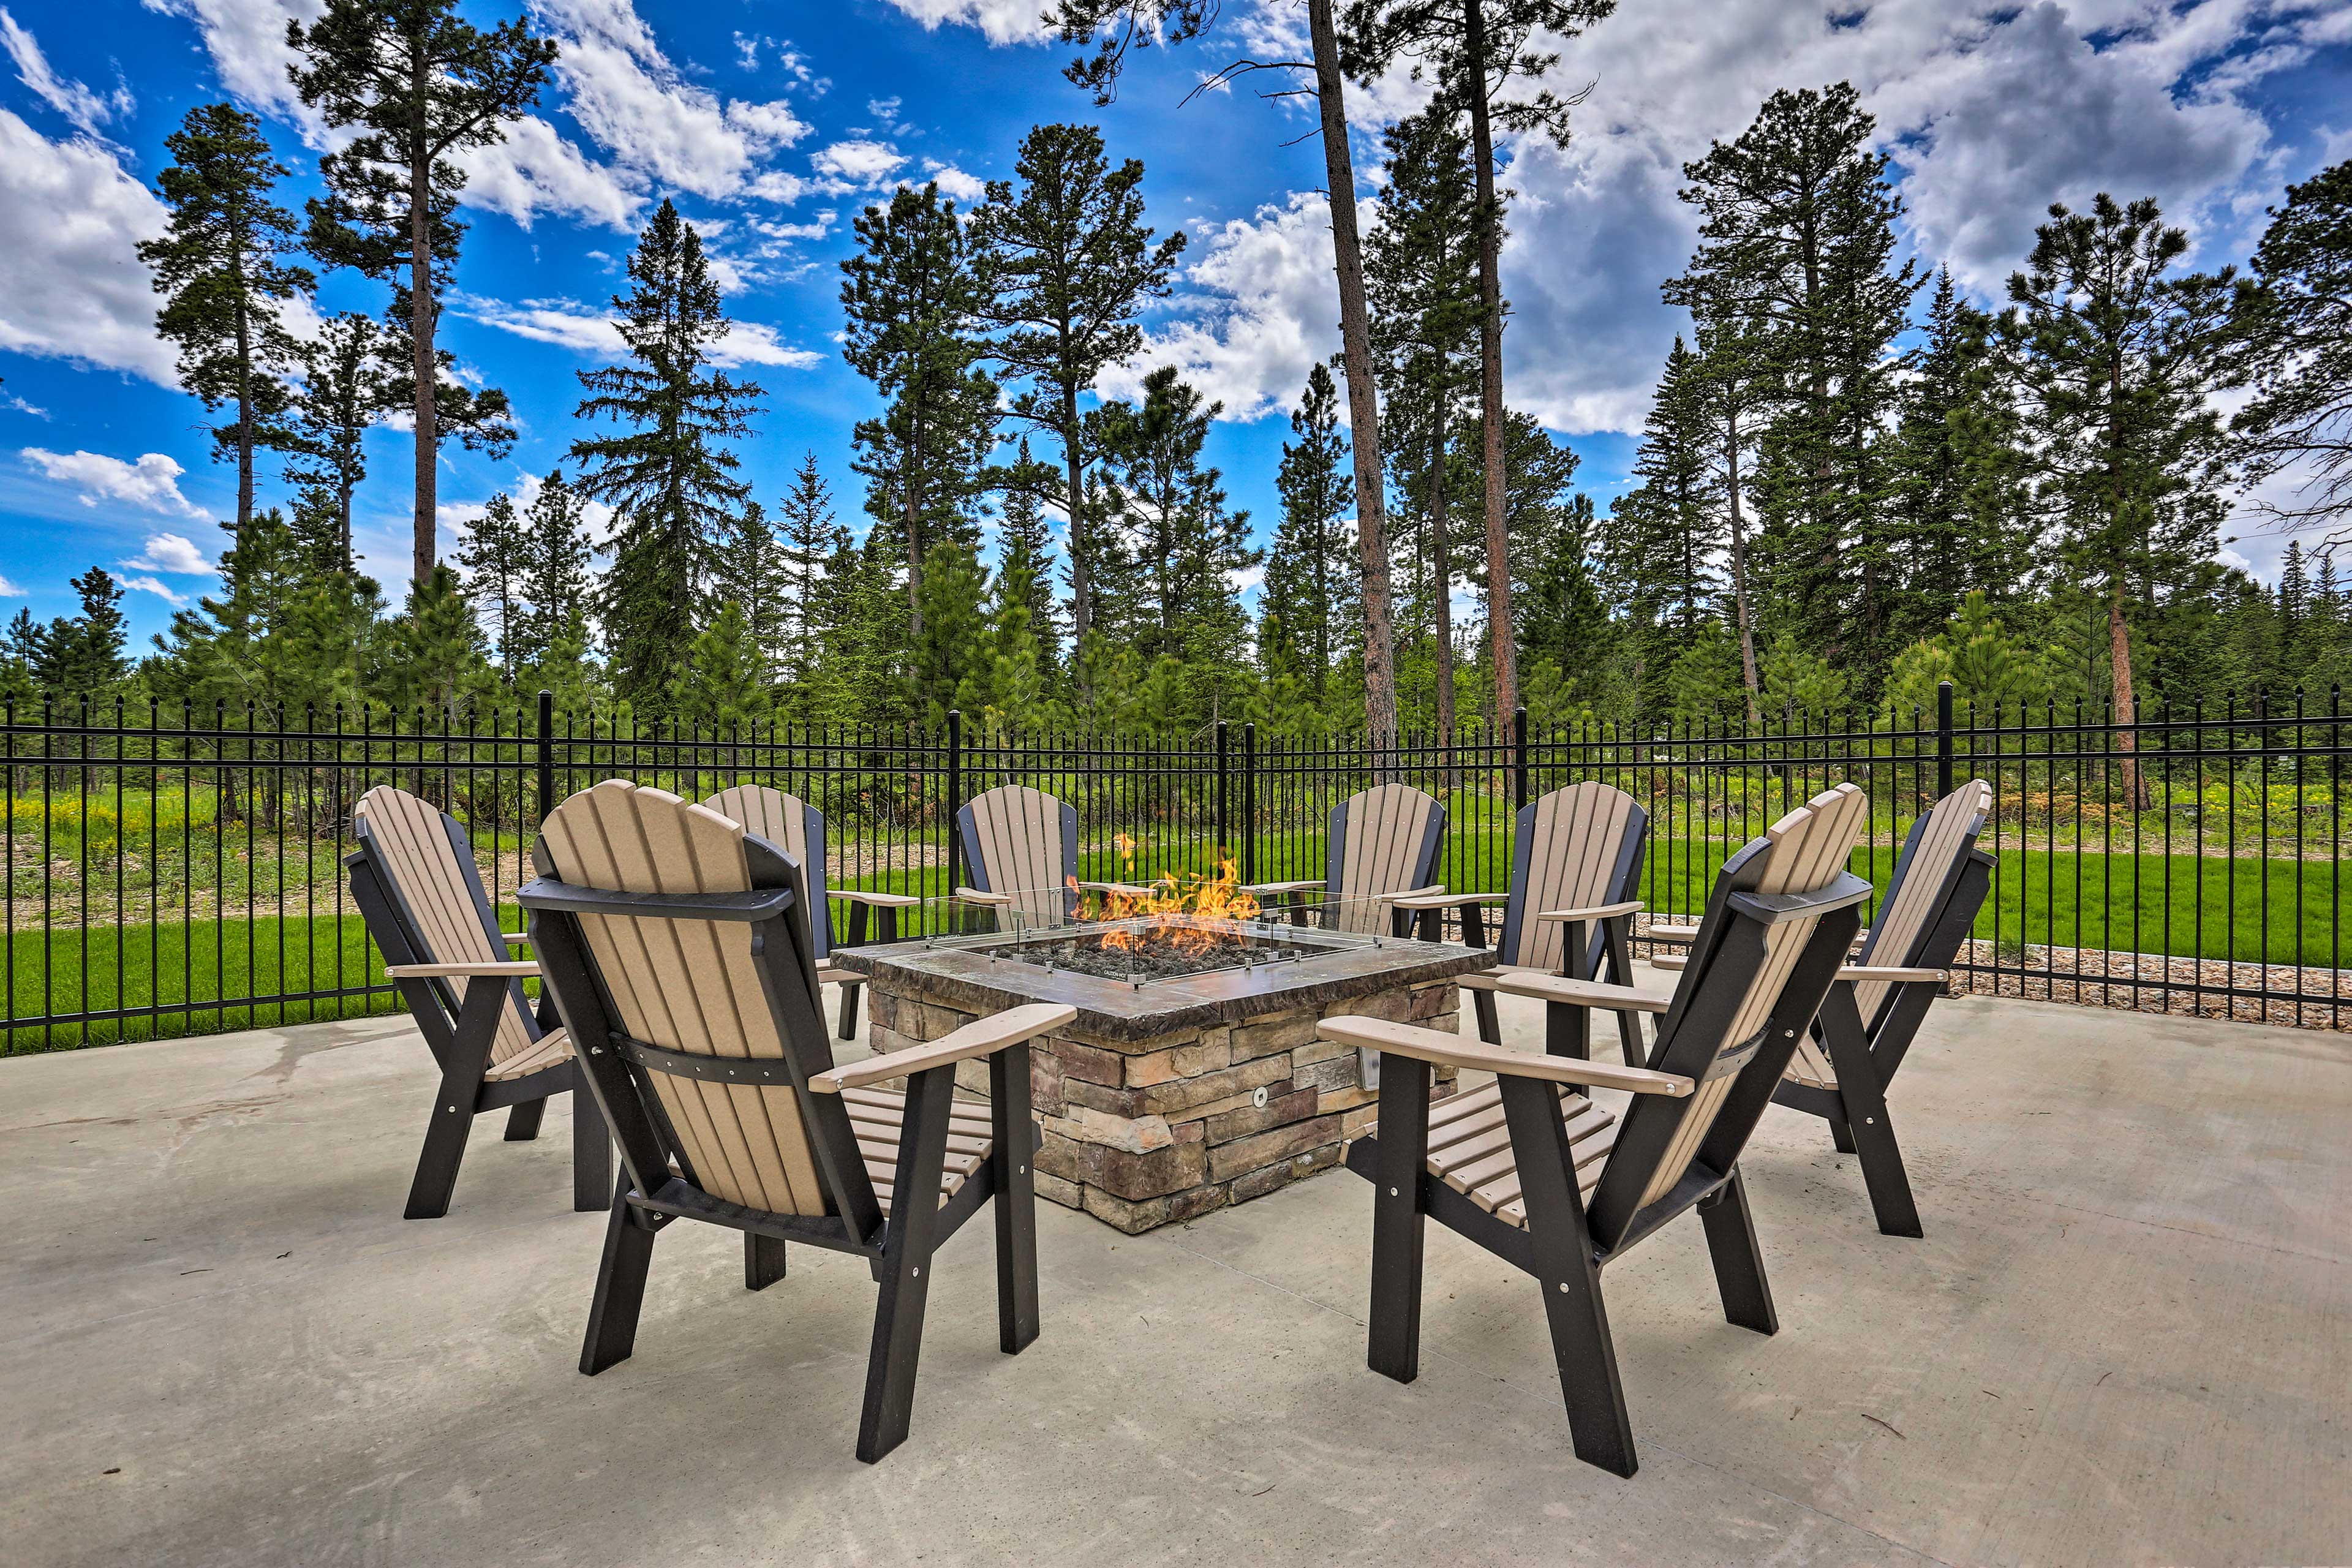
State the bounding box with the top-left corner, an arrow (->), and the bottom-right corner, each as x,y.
862,979 -> 1460,1233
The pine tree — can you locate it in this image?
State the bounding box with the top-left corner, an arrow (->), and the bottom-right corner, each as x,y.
1341,0 -> 1619,723
283,311 -> 397,571
911,540 -> 991,726
669,601 -> 771,733
712,500 -> 785,684
138,103 -> 315,536
2225,158 -> 2352,538
31,570 -> 132,702
775,453 -> 841,695
570,200 -> 765,711
1501,413 -> 1603,701
1996,192 -> 2231,805
1606,339 -> 1722,714
1692,318 -> 1766,718
150,513 -> 375,720
1266,363 -> 1357,703
1366,99 -> 1483,737
1667,83 -> 1918,669
510,469 -> 593,676
2278,540 -> 2310,647
973,123 -> 1185,651
288,0 -> 552,588
997,439 -> 1065,674
454,491 -> 526,677
1095,368 -> 1259,665
840,181 -> 998,639
386,564 -> 496,719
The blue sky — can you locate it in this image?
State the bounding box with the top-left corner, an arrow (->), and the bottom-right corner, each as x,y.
0,0 -> 2346,651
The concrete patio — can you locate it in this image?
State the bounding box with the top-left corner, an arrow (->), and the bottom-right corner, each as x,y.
2,979 -> 2345,1567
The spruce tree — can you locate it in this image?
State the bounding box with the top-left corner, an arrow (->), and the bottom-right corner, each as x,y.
1996,193 -> 2230,805
32,570 -> 132,702
1267,363 -> 1358,702
1341,0 -> 1619,723
510,468 -> 593,675
569,200 -> 765,711
840,181 -> 997,639
669,601 -> 771,733
775,453 -> 841,695
974,124 -> 1185,651
284,311 -> 397,571
138,103 -> 315,536
454,491 -> 526,677
997,439 -> 1065,674
911,541 -> 992,726
288,0 -> 552,588
713,500 -> 785,684
1605,337 -> 1722,714
1095,368 -> 1260,665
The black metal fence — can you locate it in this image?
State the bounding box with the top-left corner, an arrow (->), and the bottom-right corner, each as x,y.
6,684 -> 2344,1051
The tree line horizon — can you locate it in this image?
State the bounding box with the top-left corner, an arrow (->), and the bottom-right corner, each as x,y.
3,0 -> 2348,773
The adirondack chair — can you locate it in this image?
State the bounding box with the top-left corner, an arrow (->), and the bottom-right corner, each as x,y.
1649,778 -> 1993,1237
520,779 -> 1074,1464
1243,782 -> 1447,938
1390,780 -> 1651,1063
701,785 -> 919,1041
1325,783 -> 1872,1477
344,785 -> 608,1219
954,784 -> 1152,930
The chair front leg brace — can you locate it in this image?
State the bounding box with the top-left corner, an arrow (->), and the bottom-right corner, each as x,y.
404,974 -> 509,1220
858,1064 -> 957,1464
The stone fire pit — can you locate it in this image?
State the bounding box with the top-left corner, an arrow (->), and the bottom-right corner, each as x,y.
831,916 -> 1491,1232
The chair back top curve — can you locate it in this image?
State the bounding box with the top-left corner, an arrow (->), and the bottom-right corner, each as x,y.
1496,781 -> 1648,970
959,785 -> 1080,929
1325,783 -> 1446,935
700,784 -> 834,959
1583,783 -> 1871,1250
532,779 -> 856,1221
351,784 -> 542,1069
1850,777 -> 1992,1025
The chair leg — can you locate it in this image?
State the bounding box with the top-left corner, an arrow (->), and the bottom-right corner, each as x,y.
402,977 -> 503,1219
744,1233 -> 789,1291
837,979 -> 862,1041
1366,1055 -> 1433,1384
990,1046 -> 1041,1355
1834,1065 -> 1922,1238
1602,916 -> 1645,1065
1828,1118 -> 1857,1154
857,1066 -> 954,1464
1499,1076 -> 1637,1477
1471,987 -> 1501,1046
504,1096 -> 546,1141
570,1071 -> 611,1214
581,1183 -> 658,1374
1698,1169 -> 1779,1334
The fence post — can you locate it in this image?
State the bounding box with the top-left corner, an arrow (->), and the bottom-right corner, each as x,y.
1216,719 -> 1231,861
946,709 -> 964,892
1936,680 -> 1955,799
1512,706 -> 1529,810
1241,722 -> 1258,885
535,690 -> 555,829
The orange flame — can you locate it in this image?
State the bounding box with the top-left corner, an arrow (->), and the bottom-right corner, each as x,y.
1089,855 -> 1261,958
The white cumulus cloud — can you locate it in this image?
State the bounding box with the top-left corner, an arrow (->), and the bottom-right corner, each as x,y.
922,162 -> 987,204
1,7 -> 132,138
23,448 -> 208,516
119,574 -> 189,607
122,531 -> 217,574
457,115 -> 646,230
0,110 -> 176,385
813,138 -> 908,187
875,0 -> 1053,45
458,294 -> 824,369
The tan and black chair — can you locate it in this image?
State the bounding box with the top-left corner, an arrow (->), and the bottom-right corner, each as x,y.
344,784 -> 608,1219
1325,783 -> 1872,1477
954,783 -> 1152,929
1392,780 -> 1651,1062
1651,778 -> 1993,1237
701,784 -> 918,1041
521,780 -> 1072,1463
1245,782 -> 1447,937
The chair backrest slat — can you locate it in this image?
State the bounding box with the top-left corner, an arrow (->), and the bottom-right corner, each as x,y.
701,785 -> 832,959
961,785 -> 1077,929
1849,779 -> 1992,1025
1327,783 -> 1444,935
1497,782 -> 1645,971
353,785 -> 538,1067
538,781 -> 832,1216
1588,783 -> 1870,1241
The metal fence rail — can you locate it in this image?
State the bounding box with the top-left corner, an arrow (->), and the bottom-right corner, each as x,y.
6,682 -> 2343,1051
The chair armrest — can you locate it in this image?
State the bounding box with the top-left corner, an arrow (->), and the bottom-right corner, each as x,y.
829,888 -> 921,908
1643,921 -> 1700,942
1481,970 -> 1672,1013
1838,964 -> 1946,984
1077,879 -> 1159,898
500,931 -> 530,948
953,886 -> 1014,906
1242,879 -> 1326,896
809,1003 -> 1079,1093
1322,1016 -> 1694,1097
1389,889 -> 1507,912
1533,900 -> 1643,923
1649,954 -> 1687,971
386,960 -> 538,979
1374,883 -> 1447,905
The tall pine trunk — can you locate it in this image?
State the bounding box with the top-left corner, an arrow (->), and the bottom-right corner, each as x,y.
1461,0 -> 1517,728
407,45 -> 437,592
234,284 -> 254,536
1310,0 -> 1398,752
1063,383 -> 1090,649
1430,410 -> 1456,748
1725,401 -> 1760,724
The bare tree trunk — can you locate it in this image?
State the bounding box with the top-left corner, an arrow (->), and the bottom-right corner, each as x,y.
2109,585 -> 2147,809
1063,384 -> 1090,649
233,289 -> 254,537
904,430 -> 925,639
1430,415 -> 1456,747
1461,0 -> 1517,727
408,48 -> 437,593
1725,401 -> 1760,725
1309,0 -> 1398,752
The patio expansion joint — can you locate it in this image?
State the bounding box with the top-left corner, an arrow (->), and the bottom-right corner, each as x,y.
1155,1227 -> 1958,1566
2041,1196 -> 2348,1268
